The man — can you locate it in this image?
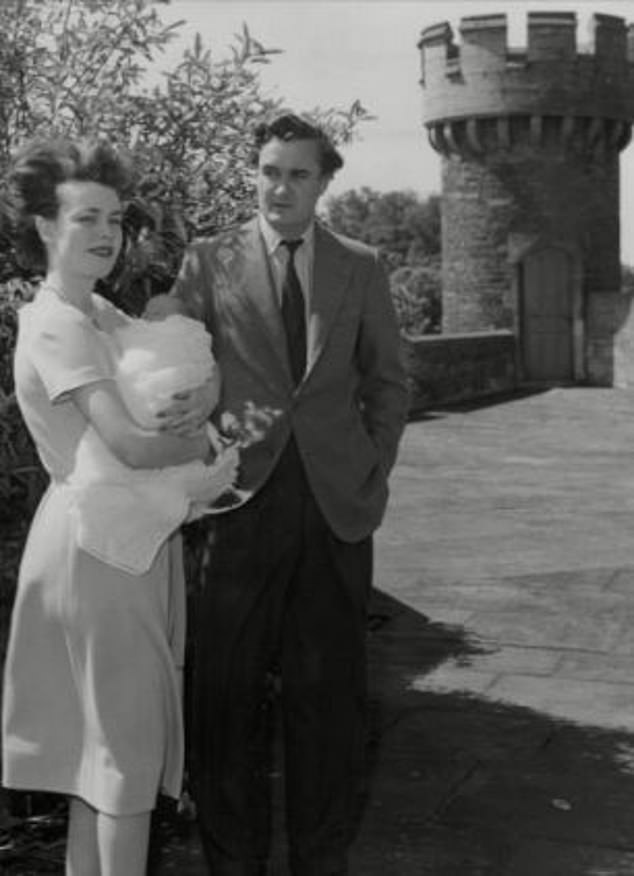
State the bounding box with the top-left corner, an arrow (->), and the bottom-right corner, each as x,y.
169,113 -> 409,876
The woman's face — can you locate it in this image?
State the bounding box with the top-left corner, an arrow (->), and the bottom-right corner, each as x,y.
38,180 -> 123,280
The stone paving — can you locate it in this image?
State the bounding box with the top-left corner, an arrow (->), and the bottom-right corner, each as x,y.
7,386 -> 634,874
351,386 -> 634,876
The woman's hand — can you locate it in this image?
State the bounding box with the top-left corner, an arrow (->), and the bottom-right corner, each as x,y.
156,377 -> 221,437
143,294 -> 186,321
189,446 -> 240,505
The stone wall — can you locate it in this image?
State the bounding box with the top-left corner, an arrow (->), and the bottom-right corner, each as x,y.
400,296 -> 634,409
441,148 -> 621,336
402,330 -> 517,413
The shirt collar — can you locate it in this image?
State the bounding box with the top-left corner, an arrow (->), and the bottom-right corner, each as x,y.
258,213 -> 315,256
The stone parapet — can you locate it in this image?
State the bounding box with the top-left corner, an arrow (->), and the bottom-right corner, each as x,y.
419,11 -> 634,156
401,330 -> 517,412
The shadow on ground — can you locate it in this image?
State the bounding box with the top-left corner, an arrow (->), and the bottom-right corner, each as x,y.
3,589 -> 634,875
351,590 -> 634,876
407,386 -> 552,422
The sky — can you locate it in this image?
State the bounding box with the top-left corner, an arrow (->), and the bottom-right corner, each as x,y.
155,0 -> 634,264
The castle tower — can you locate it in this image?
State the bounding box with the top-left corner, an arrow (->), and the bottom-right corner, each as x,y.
418,12 -> 634,384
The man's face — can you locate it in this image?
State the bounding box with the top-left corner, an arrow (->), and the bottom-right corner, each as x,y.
256,137 -> 330,238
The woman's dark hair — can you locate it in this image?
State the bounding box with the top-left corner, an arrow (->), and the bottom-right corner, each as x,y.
252,113 -> 344,177
8,138 -> 134,271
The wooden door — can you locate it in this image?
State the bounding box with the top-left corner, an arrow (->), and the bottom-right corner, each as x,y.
521,248 -> 573,382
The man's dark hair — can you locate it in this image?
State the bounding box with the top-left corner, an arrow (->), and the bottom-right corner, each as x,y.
253,113 -> 344,177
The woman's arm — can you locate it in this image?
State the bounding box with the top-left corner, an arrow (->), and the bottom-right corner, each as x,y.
71,378 -> 209,470
156,377 -> 221,437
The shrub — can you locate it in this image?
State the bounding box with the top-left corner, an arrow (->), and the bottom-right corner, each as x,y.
0,279 -> 43,635
390,261 -> 441,336
326,187 -> 441,273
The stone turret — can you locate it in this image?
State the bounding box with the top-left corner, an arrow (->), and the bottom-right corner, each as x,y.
418,12 -> 634,384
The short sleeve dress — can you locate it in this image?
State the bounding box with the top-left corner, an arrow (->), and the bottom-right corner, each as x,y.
1,286 -> 186,816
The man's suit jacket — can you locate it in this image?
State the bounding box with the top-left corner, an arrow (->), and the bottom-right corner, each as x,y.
172,217 -> 409,543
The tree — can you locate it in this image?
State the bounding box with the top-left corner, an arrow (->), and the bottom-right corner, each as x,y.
325,187 -> 440,271
326,187 -> 441,334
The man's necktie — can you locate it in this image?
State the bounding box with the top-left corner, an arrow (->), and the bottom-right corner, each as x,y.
280,239 -> 306,385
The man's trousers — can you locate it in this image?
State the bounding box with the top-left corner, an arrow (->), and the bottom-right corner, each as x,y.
189,438 -> 372,876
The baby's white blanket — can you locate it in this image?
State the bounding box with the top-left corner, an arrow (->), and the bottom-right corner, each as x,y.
68,314 -> 220,574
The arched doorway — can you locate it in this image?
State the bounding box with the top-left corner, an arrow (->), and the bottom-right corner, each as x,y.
520,247 -> 574,382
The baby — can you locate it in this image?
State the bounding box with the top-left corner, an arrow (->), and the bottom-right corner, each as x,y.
68,312 -> 239,574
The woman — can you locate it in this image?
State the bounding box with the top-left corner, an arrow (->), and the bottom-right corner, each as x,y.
1,139 -> 233,876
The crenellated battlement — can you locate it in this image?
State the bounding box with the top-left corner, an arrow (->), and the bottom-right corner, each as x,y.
420,11 -> 634,71
419,11 -> 634,153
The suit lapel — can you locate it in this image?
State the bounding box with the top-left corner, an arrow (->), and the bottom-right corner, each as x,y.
238,220 -> 292,383
306,223 -> 351,374
227,219 -> 351,387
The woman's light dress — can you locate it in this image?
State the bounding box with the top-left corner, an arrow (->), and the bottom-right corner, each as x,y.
1,287 -> 187,815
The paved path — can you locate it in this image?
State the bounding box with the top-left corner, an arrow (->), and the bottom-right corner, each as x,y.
352,387 -> 634,875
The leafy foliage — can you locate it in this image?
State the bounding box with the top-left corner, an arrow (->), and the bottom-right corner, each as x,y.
0,279 -> 43,636
390,263 -> 441,337
325,187 -> 442,335
326,187 -> 441,271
